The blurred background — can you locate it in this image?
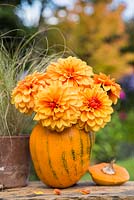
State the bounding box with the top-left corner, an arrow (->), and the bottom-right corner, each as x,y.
0,0 -> 134,180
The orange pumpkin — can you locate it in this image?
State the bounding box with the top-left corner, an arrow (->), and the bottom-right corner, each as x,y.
30,123 -> 94,188
88,161 -> 130,186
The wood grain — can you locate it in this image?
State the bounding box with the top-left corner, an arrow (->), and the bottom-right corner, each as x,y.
0,181 -> 134,200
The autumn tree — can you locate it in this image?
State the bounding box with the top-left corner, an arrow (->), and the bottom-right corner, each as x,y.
55,0 -> 133,78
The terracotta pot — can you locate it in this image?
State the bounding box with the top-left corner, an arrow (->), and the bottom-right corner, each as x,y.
0,135 -> 30,189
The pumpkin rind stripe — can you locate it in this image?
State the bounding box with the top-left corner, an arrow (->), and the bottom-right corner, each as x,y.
86,133 -> 90,158
61,151 -> 70,175
61,150 -> 74,183
71,149 -> 76,161
79,130 -> 84,165
89,132 -> 94,158
69,130 -> 77,176
71,149 -> 77,176
46,135 -> 59,181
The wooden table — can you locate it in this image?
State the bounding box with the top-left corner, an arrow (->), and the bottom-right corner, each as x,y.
0,181 -> 134,200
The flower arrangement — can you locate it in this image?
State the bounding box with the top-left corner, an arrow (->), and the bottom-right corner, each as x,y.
11,56 -> 121,133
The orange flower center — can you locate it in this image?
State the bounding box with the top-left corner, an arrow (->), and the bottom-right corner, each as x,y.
88,97 -> 101,109
28,84 -> 33,89
49,101 -> 58,109
66,68 -> 75,79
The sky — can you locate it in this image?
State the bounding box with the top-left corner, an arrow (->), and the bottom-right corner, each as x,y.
16,0 -> 134,27
114,0 -> 134,19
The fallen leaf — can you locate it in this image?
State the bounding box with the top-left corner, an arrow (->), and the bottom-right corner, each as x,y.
80,189 -> 91,195
53,189 -> 61,195
33,191 -> 44,195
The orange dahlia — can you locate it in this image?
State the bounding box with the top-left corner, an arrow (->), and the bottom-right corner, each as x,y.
46,56 -> 93,87
34,81 -> 81,132
11,72 -> 48,114
79,85 -> 113,132
93,73 -> 121,104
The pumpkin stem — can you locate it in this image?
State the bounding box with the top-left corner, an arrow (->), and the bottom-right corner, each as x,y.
102,160 -> 116,175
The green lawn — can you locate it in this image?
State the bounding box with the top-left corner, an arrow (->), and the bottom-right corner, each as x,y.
117,158 -> 134,181
81,157 -> 134,181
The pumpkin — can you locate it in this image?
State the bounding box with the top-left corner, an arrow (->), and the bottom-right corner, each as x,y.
30,123 -> 94,188
88,161 -> 130,186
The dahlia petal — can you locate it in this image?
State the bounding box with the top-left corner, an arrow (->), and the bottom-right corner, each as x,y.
23,89 -> 31,95
33,114 -> 40,121
81,112 -> 88,122
49,121 -> 56,129
103,85 -> 111,91
18,102 -> 26,108
62,120 -> 70,127
28,101 -> 34,108
103,106 -> 113,114
87,112 -> 95,119
92,125 -> 100,132
94,110 -> 101,117
102,101 -> 112,106
42,119 -> 51,126
57,120 -> 64,129
22,95 -> 31,102
87,120 -> 95,127
104,115 -> 111,122
39,107 -> 52,115
14,94 -> 22,103
95,118 -> 103,125
19,107 -> 28,113
99,110 -> 107,117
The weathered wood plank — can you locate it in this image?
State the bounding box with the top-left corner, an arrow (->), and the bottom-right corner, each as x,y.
0,181 -> 134,200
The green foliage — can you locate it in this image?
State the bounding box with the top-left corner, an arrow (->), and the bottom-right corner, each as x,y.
117,158 -> 134,181
81,172 -> 91,181
92,112 -> 124,162
121,110 -> 134,142
91,110 -> 134,163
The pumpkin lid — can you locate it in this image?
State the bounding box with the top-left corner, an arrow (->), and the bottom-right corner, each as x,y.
88,162 -> 130,186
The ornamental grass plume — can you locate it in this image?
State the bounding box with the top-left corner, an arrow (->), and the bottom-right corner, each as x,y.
11,56 -> 121,133
0,31 -> 61,136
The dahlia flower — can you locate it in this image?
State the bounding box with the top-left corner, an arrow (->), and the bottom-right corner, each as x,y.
11,56 -> 121,133
46,56 -> 93,87
11,72 -> 48,114
93,73 -> 121,104
34,81 -> 81,132
79,85 -> 113,132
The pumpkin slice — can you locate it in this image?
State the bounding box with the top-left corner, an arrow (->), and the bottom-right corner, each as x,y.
88,161 -> 130,186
